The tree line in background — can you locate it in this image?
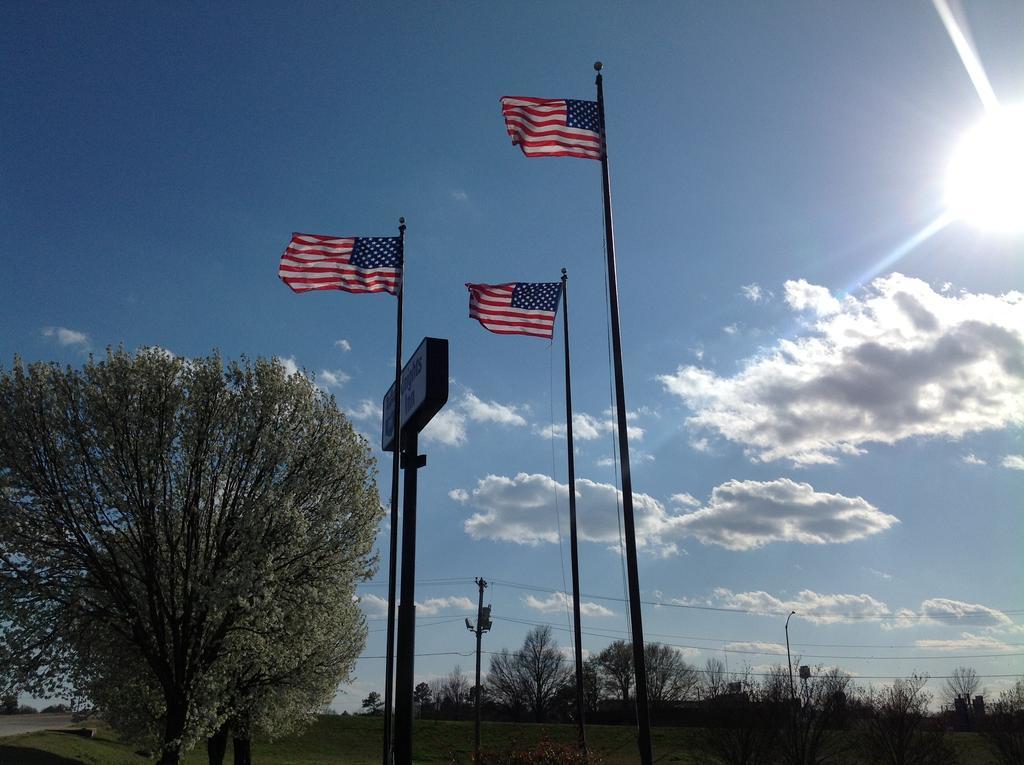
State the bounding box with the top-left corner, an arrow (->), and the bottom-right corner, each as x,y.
0,694 -> 71,715
364,626 -> 1024,765
0,350 -> 383,765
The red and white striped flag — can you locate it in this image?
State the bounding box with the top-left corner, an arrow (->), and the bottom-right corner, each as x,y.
500,97 -> 603,160
466,282 -> 563,339
279,233 -> 403,295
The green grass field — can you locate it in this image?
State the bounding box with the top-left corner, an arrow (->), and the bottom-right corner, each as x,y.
0,714 -> 1000,765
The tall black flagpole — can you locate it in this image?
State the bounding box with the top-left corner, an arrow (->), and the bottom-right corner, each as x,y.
561,268 -> 588,755
382,217 -> 405,765
594,61 -> 653,765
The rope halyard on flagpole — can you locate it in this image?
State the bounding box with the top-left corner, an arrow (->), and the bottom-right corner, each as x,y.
548,340 -> 573,647
560,267 -> 588,755
597,141 -> 631,644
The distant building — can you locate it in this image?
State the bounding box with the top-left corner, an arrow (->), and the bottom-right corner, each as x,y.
952,694 -> 985,731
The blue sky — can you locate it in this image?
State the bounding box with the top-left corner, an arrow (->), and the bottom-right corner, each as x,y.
2,1 -> 1022,714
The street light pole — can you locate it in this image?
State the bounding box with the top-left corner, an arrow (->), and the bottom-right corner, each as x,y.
785,611 -> 796,702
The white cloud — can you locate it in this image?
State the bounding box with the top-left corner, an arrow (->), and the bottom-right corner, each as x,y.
723,323 -> 739,335
882,598 -> 1015,630
335,339 -> 352,352
415,596 -> 474,616
710,588 -> 892,624
670,493 -> 701,508
659,274 -> 1024,465
316,369 -> 351,390
558,645 -> 592,661
596,451 -> 654,467
454,472 -> 677,556
276,356 -> 300,376
454,475 -> 893,554
421,408 -> 467,446
914,632 -> 1016,652
523,592 -> 615,618
863,567 -> 894,581
451,189 -> 468,202
42,326 -> 90,350
346,399 -> 382,422
536,411 -> 644,442
359,593 -> 389,618
404,390 -> 530,448
668,478 -> 898,551
918,598 -> 1014,628
357,593 -> 474,618
784,278 -> 842,316
741,283 -> 765,302
460,391 -> 527,427
723,641 -> 787,655
1001,454 -> 1024,470
962,453 -> 987,465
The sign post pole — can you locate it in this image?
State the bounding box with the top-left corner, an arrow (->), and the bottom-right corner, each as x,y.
382,337 -> 448,765
393,429 -> 423,765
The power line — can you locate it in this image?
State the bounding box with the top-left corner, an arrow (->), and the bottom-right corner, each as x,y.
357,576 -> 1024,622
365,613 -> 475,623
488,578 -> 1024,621
491,616 -> 1024,662
368,617 -> 468,634
359,577 -> 475,588
490,614 -> 1024,650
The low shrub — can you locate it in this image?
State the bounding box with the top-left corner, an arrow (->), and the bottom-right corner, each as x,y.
449,736 -> 598,764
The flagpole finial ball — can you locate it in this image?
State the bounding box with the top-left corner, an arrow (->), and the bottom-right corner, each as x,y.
594,61 -> 603,71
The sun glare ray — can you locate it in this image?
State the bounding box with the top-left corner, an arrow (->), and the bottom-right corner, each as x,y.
846,212 -> 953,294
931,0 -> 999,111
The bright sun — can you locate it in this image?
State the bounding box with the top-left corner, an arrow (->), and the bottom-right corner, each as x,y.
945,105 -> 1024,234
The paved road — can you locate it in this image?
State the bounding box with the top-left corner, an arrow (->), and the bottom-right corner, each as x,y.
0,713 -> 75,737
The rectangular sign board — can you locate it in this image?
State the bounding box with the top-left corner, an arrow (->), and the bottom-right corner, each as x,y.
382,337 -> 449,451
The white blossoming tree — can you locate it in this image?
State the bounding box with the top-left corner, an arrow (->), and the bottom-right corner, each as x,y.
0,349 -> 381,765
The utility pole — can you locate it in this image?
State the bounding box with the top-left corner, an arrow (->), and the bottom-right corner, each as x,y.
466,577 -> 491,764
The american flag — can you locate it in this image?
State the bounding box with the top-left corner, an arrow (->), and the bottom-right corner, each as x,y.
279,233 -> 403,295
466,282 -> 563,339
500,96 -> 603,160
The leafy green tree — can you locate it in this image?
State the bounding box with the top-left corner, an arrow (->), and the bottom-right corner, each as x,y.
0,349 -> 381,765
413,681 -> 432,716
361,692 -> 383,715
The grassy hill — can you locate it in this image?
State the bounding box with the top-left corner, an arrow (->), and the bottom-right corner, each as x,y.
0,714 -> 999,765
